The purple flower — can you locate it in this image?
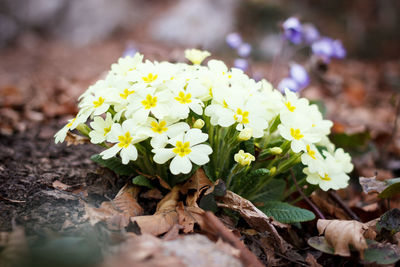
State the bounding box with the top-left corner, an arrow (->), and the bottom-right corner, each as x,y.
302,23 -> 319,44
226,32 -> 243,49
282,17 -> 302,44
122,42 -> 138,58
237,43 -> 252,58
331,39 -> 346,59
289,63 -> 309,88
278,77 -> 300,92
233,58 -> 249,71
312,37 -> 346,61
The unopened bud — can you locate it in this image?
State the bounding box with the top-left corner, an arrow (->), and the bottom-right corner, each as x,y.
184,49 -> 211,65
270,147 -> 282,155
238,128 -> 253,141
269,167 -> 277,176
234,150 -> 255,166
76,123 -> 91,137
193,119 -> 205,129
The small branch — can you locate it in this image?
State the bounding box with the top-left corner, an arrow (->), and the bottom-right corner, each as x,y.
328,190 -> 360,221
203,212 -> 265,267
290,169 -> 325,219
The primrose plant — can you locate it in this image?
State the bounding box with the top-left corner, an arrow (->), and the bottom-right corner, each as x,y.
55,49 -> 353,223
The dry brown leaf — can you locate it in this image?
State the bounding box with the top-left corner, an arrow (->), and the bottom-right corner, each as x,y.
217,190 -> 289,253
52,180 -> 71,191
181,168 -> 212,207
305,253 -> 322,267
132,186 -> 180,236
310,191 -> 349,219
317,219 -> 370,258
65,131 -> 91,146
359,176 -> 387,194
84,184 -> 143,229
141,188 -> 163,199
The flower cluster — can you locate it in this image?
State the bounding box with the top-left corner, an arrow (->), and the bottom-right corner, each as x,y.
278,17 -> 346,92
55,49 -> 352,192
225,32 -> 251,71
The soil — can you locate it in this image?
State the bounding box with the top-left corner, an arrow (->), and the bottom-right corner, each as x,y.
0,120 -> 125,235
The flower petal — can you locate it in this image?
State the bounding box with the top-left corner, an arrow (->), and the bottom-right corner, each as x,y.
100,144 -> 122,159
153,148 -> 175,164
170,156 -> 192,175
184,129 -> 208,146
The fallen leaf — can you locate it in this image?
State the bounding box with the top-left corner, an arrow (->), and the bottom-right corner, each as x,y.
132,186 -> 180,236
364,239 -> 400,264
359,176 -> 387,194
217,190 -> 289,253
305,253 -> 322,267
317,219 -> 369,258
141,188 -> 163,199
376,208 -> 400,233
65,132 -> 91,146
52,180 -> 72,191
84,184 -> 143,230
310,191 -> 349,219
181,168 -> 212,207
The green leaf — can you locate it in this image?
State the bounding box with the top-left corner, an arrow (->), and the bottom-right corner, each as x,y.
242,138 -> 255,155
250,179 -> 285,203
376,208 -> 400,234
236,168 -> 270,196
364,239 -> 400,265
90,154 -> 136,175
379,178 -> 400,199
132,175 -> 154,189
330,131 -> 371,154
307,236 -> 335,254
268,115 -> 281,133
259,201 -> 315,223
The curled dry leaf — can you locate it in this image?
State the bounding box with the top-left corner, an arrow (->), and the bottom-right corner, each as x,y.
132,186 -> 180,236
359,176 -> 387,194
65,132 -> 91,146
181,168 -> 212,207
217,190 -> 289,253
317,219 -> 371,258
310,191 -> 349,220
84,184 -> 143,230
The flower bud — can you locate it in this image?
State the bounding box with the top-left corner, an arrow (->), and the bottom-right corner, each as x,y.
234,150 -> 255,166
269,167 -> 277,176
270,147 -> 283,155
193,119 -> 205,129
238,128 -> 253,141
184,49 -> 211,65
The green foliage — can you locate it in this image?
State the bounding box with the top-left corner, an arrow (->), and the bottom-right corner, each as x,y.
132,175 -> 154,189
307,236 -> 335,254
376,209 -> 400,234
259,201 -> 315,223
90,154 -> 136,176
235,168 -> 270,196
330,131 -> 371,154
378,178 -> 400,199
250,179 -> 286,203
364,239 -> 400,264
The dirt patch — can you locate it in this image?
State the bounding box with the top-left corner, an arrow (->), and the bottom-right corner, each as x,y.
0,120 -> 131,235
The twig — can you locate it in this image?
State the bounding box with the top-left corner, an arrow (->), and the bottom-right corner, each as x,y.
290,169 -> 325,219
250,236 -> 308,267
328,190 -> 360,221
203,211 -> 264,267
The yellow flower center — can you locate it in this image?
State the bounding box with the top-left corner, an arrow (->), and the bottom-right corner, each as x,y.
209,87 -> 213,97
104,126 -> 111,136
320,173 -> 331,181
233,108 -> 249,124
141,94 -> 158,109
175,91 -> 192,104
290,128 -> 304,140
118,132 -> 133,148
173,141 -> 191,157
151,120 -> 168,134
285,101 -> 296,112
142,73 -> 158,83
93,97 -> 105,108
306,145 -> 316,159
120,88 -> 134,99
223,100 -> 228,108
66,118 -> 76,128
